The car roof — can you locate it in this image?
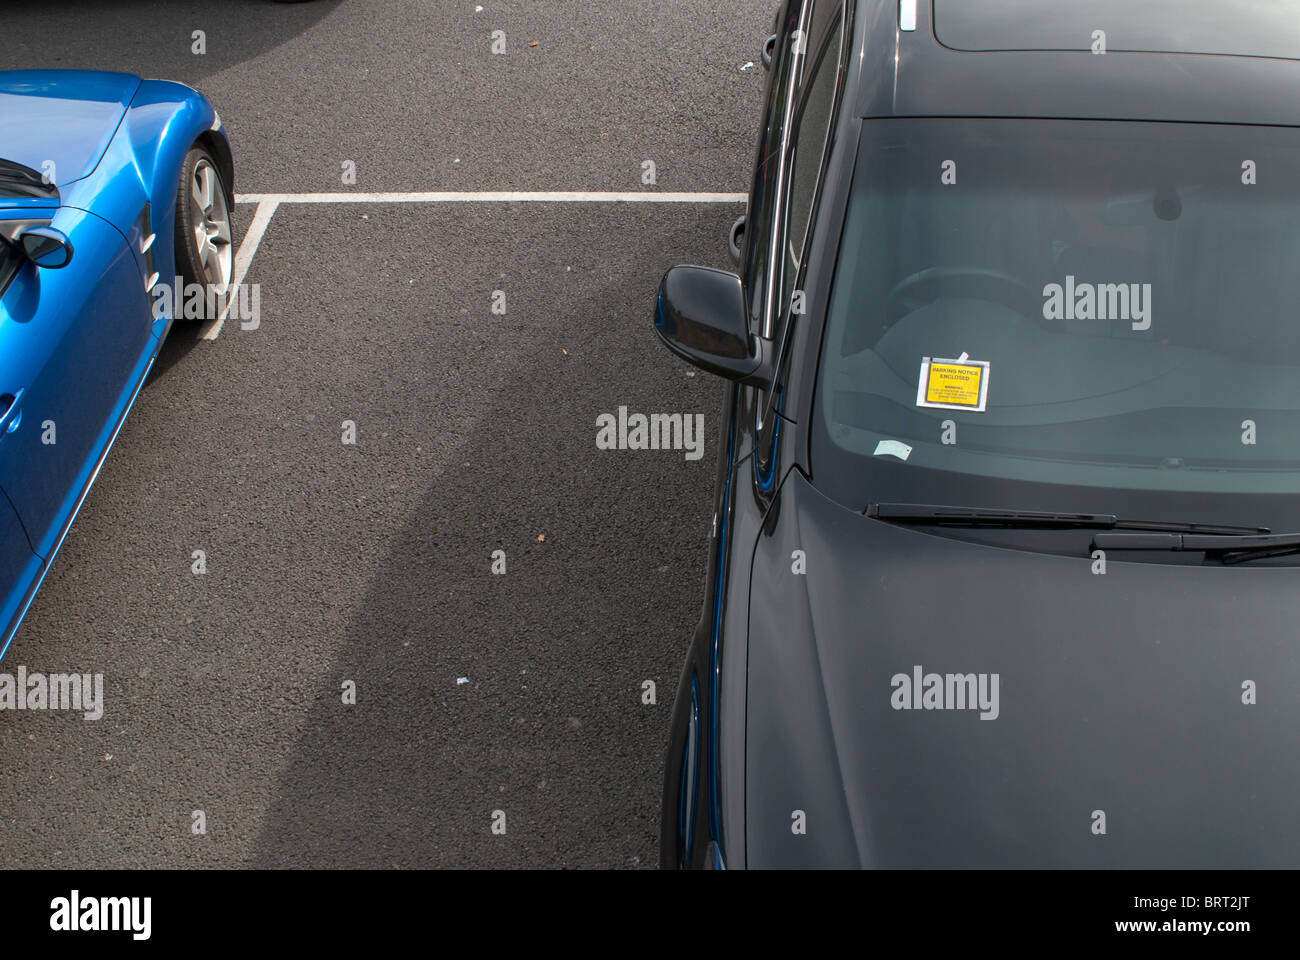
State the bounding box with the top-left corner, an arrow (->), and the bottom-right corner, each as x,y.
856,0 -> 1300,125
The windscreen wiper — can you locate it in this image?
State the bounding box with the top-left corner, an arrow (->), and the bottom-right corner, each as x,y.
1092,531 -> 1300,565
866,502 -> 1268,536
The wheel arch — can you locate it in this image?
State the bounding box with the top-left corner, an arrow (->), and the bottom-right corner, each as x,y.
122,79 -> 232,281
195,128 -> 235,198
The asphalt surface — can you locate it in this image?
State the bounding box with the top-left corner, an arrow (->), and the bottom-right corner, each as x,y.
0,0 -> 772,868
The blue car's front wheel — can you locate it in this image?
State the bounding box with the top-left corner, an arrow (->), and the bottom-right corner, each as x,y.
173,146 -> 234,323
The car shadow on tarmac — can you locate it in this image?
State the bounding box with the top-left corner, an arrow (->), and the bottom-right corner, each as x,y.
248,208 -> 728,869
0,0 -> 343,86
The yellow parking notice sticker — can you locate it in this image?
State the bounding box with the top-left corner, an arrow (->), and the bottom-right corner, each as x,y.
916,353 -> 989,411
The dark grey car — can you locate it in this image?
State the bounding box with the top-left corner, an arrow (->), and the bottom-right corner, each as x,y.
657,0 -> 1300,868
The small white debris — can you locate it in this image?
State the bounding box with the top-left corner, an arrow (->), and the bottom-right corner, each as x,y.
685,370 -> 696,377
740,61 -> 755,72
456,676 -> 470,685
475,4 -> 483,11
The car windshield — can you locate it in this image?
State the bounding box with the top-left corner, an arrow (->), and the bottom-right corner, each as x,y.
813,118 -> 1300,530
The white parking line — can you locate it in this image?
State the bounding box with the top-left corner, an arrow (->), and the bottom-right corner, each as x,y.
200,198 -> 280,341
235,191 -> 747,204
202,190 -> 747,338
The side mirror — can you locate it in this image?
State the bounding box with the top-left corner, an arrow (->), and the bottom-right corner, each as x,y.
19,226 -> 73,269
654,265 -> 771,387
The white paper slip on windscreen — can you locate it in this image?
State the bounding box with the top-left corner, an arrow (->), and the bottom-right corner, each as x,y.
873,440 -> 913,461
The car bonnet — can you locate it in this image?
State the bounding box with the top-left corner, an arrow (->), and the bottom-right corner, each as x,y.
0,71 -> 141,190
744,467 -> 1300,867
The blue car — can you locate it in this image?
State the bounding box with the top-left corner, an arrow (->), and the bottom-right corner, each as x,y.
0,70 -> 235,661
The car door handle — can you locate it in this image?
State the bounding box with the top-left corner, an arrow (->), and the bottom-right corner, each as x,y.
0,388 -> 25,436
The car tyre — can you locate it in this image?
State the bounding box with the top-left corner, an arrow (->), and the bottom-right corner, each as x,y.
173,145 -> 234,323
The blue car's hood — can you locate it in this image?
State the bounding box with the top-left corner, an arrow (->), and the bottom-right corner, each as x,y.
0,70 -> 141,190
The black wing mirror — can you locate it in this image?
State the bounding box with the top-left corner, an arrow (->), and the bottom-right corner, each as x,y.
654,265 -> 771,387
19,226 -> 73,269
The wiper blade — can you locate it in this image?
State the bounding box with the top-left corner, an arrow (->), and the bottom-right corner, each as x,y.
1093,531 -> 1300,564
867,502 -> 1268,536
0,158 -> 59,201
